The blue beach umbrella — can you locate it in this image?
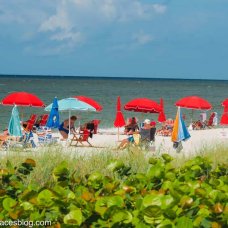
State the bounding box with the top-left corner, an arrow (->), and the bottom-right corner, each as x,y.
45,98 -> 96,138
8,105 -> 22,137
171,107 -> 191,143
46,97 -> 60,128
45,97 -> 96,112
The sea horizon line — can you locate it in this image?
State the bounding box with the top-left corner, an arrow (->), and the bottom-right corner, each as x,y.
0,73 -> 228,82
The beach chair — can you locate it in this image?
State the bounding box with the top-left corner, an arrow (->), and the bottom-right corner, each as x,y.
8,131 -> 36,149
204,112 -> 216,129
39,114 -> 49,127
24,114 -> 37,132
36,126 -> 56,145
192,120 -> 205,130
139,127 -> 156,150
91,119 -> 101,134
70,129 -> 92,147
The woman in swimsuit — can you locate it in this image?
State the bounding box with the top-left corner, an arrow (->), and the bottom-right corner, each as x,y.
118,117 -> 139,149
58,116 -> 77,139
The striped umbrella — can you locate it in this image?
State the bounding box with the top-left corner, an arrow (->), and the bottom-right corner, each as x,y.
171,107 -> 190,148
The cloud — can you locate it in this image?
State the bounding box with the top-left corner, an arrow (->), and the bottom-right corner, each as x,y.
0,0 -> 167,55
133,31 -> 154,45
50,31 -> 83,43
37,0 -> 166,54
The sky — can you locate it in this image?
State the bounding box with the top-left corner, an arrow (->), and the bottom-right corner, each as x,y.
0,0 -> 228,80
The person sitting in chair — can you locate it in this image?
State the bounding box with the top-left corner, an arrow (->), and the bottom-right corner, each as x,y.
140,119 -> 156,144
58,116 -> 77,139
85,121 -> 95,138
118,117 -> 139,149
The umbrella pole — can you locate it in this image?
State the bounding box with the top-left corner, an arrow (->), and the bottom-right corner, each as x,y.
118,127 -> 119,141
68,110 -> 71,139
191,109 -> 194,124
21,107 -> 24,122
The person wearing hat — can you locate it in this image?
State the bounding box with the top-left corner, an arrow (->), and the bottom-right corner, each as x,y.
140,119 -> 156,143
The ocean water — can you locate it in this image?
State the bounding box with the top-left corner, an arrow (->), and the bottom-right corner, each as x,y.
0,76 -> 227,130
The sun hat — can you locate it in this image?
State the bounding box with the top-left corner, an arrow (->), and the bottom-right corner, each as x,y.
144,119 -> 150,124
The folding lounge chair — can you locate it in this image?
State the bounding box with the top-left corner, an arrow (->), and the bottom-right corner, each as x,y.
204,112 -> 215,129
39,114 -> 49,126
24,114 -> 37,132
70,129 -> 92,147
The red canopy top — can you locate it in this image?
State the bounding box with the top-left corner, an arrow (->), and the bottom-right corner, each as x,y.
74,96 -> 102,111
1,91 -> 45,107
222,98 -> 228,107
124,98 -> 162,113
175,96 -> 212,110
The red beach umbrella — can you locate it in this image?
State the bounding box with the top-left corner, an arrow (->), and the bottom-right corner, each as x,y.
114,96 -> 125,127
220,112 -> 228,125
222,98 -> 228,107
74,96 -> 102,112
158,98 -> 166,122
114,96 -> 125,141
124,98 -> 162,113
1,91 -> 45,107
175,96 -> 212,110
222,98 -> 228,112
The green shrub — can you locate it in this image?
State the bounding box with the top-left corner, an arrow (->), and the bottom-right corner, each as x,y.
0,153 -> 227,227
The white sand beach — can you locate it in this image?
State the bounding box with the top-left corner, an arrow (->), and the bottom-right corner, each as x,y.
2,127 -> 228,157
28,127 -> 228,157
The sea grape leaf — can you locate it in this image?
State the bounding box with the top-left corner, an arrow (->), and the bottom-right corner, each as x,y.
53,161 -> 69,177
112,210 -> 133,224
162,154 -> 173,163
20,201 -> 33,211
106,196 -> 124,208
37,189 -> 53,206
176,216 -> 193,228
24,158 -> 36,167
3,197 -> 17,211
63,209 -> 82,225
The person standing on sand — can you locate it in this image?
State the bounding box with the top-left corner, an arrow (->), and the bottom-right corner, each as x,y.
58,116 -> 77,139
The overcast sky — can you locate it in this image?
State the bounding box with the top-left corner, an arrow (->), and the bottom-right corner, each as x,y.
0,0 -> 228,79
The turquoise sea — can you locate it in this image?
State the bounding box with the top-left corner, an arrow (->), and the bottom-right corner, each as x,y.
0,76 -> 227,130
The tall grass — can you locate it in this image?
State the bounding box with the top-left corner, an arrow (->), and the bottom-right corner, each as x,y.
0,143 -> 228,186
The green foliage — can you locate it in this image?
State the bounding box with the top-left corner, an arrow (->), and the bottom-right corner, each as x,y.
0,153 -> 227,227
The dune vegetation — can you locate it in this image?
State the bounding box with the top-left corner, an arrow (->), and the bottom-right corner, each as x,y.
0,145 -> 227,227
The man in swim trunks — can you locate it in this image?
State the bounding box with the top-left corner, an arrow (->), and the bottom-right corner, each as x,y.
58,116 -> 77,139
